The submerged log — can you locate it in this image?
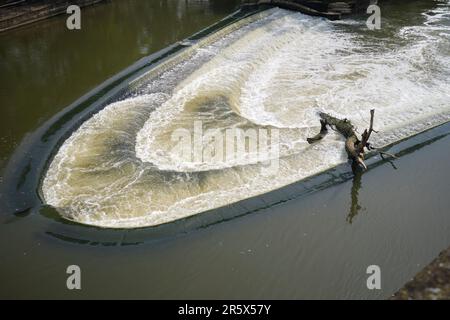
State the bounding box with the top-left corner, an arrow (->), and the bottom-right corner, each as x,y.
307,109 -> 379,170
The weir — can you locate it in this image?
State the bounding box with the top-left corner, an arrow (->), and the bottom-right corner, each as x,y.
39,3 -> 450,228
241,0 -> 374,20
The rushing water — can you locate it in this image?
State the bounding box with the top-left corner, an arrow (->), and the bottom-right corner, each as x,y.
40,4 -> 450,228
1,0 -> 450,299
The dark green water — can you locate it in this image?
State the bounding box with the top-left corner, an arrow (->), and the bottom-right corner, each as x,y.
0,0 -> 240,167
0,0 -> 450,299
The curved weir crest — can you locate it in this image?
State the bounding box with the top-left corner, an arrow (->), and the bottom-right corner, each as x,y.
42,7 -> 450,228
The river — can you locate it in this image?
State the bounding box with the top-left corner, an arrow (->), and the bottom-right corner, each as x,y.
0,0 -> 449,299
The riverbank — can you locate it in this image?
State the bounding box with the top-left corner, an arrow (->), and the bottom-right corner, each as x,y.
0,0 -> 105,32
391,246 -> 450,299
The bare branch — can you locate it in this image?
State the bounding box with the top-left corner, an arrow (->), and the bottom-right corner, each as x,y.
307,119 -> 328,144
306,109 -> 390,173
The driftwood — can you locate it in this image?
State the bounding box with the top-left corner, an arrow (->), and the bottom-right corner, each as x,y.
307,109 -> 396,170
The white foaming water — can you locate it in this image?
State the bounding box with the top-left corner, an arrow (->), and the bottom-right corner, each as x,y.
42,8 -> 450,228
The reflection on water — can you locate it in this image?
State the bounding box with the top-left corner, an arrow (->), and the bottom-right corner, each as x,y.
348,163 -> 364,224
346,129 -> 449,224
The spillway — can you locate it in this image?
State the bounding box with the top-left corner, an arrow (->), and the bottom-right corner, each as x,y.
41,6 -> 450,228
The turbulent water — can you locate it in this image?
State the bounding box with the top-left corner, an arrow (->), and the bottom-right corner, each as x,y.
42,6 -> 450,228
